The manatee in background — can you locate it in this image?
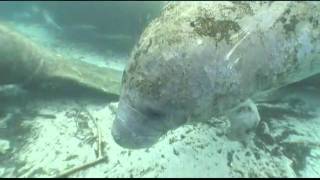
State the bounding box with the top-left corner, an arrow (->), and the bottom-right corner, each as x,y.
111,1 -> 320,149
0,23 -> 122,97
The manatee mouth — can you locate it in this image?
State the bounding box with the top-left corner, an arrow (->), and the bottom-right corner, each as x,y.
111,100 -> 163,149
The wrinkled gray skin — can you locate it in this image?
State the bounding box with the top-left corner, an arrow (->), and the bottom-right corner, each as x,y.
112,1 -> 320,149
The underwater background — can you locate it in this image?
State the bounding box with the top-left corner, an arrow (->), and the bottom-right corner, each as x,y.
0,1 -> 319,178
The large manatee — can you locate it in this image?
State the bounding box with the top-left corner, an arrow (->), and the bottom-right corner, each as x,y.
111,1 -> 320,149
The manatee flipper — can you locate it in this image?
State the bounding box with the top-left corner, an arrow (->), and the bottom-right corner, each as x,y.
224,99 -> 261,144
0,22 -> 122,97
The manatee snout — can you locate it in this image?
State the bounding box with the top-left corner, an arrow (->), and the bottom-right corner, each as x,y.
111,91 -> 189,149
111,98 -> 167,149
112,116 -> 160,149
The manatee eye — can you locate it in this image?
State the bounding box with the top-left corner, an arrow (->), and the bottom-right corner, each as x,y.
144,107 -> 164,120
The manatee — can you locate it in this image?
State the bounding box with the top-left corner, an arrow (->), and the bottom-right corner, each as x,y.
0,23 -> 122,98
111,1 -> 320,149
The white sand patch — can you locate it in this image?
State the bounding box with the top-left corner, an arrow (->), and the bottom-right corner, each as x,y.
0,96 -> 305,178
1,76 -> 320,178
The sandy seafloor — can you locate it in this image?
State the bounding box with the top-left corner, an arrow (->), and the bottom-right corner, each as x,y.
0,22 -> 320,178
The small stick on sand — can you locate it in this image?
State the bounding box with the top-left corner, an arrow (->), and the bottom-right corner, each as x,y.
53,156 -> 108,178
97,121 -> 102,158
77,104 -> 104,158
